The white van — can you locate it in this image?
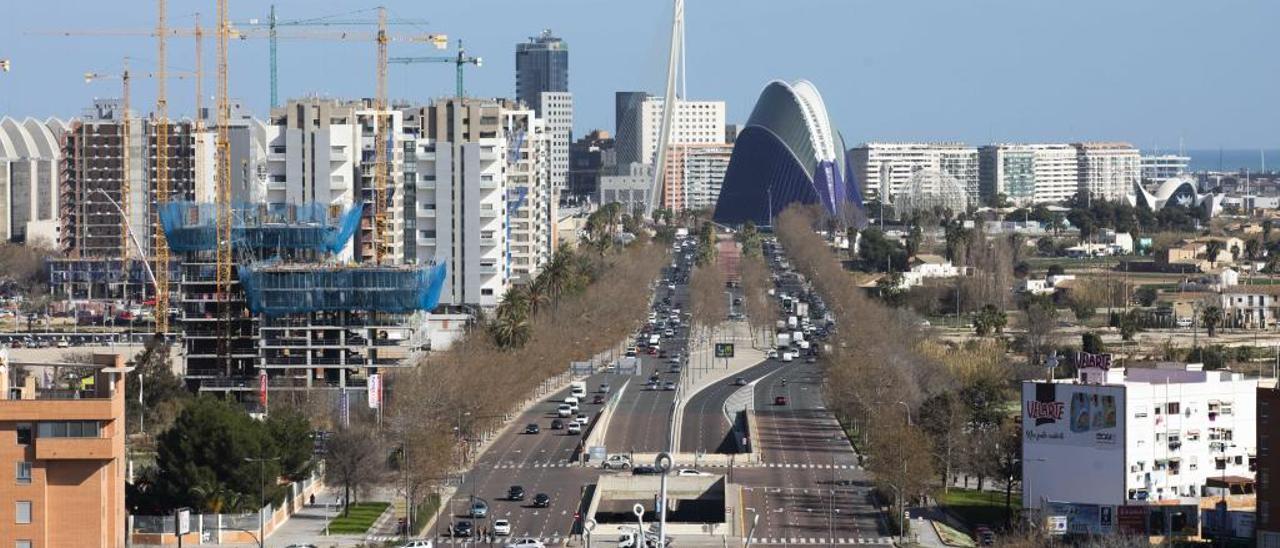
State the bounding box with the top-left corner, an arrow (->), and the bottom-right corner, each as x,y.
570,381 -> 587,399
564,397 -> 580,413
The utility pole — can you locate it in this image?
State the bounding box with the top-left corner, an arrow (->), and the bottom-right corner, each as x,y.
243,456 -> 280,548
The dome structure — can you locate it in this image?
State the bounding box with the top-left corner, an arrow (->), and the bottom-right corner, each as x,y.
1131,176 -> 1223,217
712,80 -> 863,226
895,168 -> 969,221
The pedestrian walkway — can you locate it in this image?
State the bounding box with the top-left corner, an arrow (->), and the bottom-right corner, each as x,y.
751,536 -> 894,545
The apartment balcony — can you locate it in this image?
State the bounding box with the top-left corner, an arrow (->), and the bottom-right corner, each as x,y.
479,206 -> 498,218
36,437 -> 114,461
478,264 -> 499,276
479,178 -> 499,190
478,235 -> 498,247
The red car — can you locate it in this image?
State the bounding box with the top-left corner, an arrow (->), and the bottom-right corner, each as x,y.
774,396 -> 788,406
646,346 -> 658,355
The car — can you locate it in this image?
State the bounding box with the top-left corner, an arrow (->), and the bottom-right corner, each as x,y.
493,519 -> 512,536
733,377 -> 747,386
663,381 -> 676,391
646,346 -> 657,355
524,423 -> 540,434
452,521 -> 474,537
567,422 -> 582,435
575,413 -> 590,425
508,485 -> 526,501
469,500 -> 488,518
600,383 -> 611,393
397,541 -> 434,548
285,545 -> 319,548
667,283 -> 675,290
766,349 -> 778,359
663,329 -> 674,337
557,404 -> 573,417
675,468 -> 709,477
774,395 -> 788,406
550,418 -> 565,430
55,338 -> 69,348
602,454 -> 633,470
806,356 -> 817,364
504,538 -> 546,548
625,347 -> 637,357
533,493 -> 551,507
645,381 -> 659,391
631,465 -> 659,475
657,348 -> 668,358
592,394 -> 606,404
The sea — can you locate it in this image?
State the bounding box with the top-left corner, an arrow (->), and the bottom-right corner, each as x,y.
1185,149 -> 1280,173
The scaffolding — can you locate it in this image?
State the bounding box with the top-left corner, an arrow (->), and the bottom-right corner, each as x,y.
158,201 -> 363,254
238,261 -> 446,317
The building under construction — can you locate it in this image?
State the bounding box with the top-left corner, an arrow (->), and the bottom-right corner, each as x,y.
159,200 -> 445,402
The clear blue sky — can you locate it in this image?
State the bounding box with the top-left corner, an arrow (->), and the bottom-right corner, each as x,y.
1,0 -> 1276,149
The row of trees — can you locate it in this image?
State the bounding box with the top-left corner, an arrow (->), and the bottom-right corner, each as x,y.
386,239 -> 668,521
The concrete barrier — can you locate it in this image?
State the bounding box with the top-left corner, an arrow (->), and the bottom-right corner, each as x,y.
581,379 -> 630,461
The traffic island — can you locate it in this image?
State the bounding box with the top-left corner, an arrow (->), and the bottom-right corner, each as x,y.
583,473 -> 746,543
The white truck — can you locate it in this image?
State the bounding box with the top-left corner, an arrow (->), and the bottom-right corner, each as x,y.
570,381 -> 587,399
787,316 -> 798,329
776,333 -> 792,350
796,301 -> 810,319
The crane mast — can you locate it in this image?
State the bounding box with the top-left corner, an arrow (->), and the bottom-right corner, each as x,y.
216,0 -> 234,373
120,61 -> 132,265
154,0 -> 171,336
373,6 -> 389,264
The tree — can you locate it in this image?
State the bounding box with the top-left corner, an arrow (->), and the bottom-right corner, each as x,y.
1021,297 -> 1058,366
973,304 -> 1007,336
1134,286 -> 1158,307
1119,310 -> 1141,341
1046,263 -> 1066,278
1204,239 -> 1225,268
267,410 -> 316,481
876,272 -> 906,307
919,392 -> 967,493
865,419 -> 934,535
147,397 -> 288,513
1246,238 -> 1262,262
324,425 -> 385,516
858,228 -> 906,272
126,340 -> 191,437
905,224 -> 923,260
992,420 -> 1022,526
1201,305 -> 1223,338
1082,331 -> 1105,354
1265,220 -> 1274,244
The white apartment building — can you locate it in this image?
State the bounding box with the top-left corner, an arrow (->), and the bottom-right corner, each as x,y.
674,144 -> 733,211
1075,142 -> 1140,202
638,97 -> 727,166
1141,154 -> 1191,183
849,143 -> 979,203
978,144 -> 1080,205
540,91 -> 572,197
1023,361 -> 1257,510
503,107 -> 554,282
263,98 -> 404,262
401,98 -> 526,308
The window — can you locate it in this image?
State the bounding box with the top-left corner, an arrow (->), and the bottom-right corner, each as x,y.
36,421 -> 99,438
16,541 -> 32,548
15,501 -> 30,524
15,424 -> 31,445
15,462 -> 30,485
1166,402 -> 1181,414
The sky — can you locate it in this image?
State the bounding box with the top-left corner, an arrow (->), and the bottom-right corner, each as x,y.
1,0 -> 1277,149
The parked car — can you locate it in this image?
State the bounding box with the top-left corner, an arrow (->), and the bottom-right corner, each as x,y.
508,485 -> 526,501
493,519 -> 512,536
533,493 -> 551,507
524,423 -> 540,434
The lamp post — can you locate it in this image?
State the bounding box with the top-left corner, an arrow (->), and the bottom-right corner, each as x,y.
243,456 -> 280,548
744,507 -> 759,548
896,401 -> 912,426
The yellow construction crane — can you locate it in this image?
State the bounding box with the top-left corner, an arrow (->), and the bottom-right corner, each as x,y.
155,0 -> 171,336
216,0 -> 233,374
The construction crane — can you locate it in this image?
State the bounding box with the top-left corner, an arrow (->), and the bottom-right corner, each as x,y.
216,0 -> 233,375
234,4 -> 437,108
389,39 -> 482,98
154,0 -> 171,337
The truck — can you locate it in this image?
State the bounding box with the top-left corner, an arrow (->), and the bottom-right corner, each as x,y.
570,381 -> 587,399
648,334 -> 660,347
776,333 -> 792,350
796,301 -> 810,319
787,316 -> 798,329
792,330 -> 804,343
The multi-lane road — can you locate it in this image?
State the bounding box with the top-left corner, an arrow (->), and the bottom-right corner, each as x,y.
425,238 -> 891,546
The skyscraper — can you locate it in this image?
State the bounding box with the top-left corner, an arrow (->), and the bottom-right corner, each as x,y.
515,30 -> 569,115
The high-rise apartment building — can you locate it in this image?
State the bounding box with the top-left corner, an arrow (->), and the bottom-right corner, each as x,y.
849,143 -> 979,203
501,106 -> 554,283
664,144 -> 733,211
638,97 -> 726,167
540,91 -> 572,194
0,351 -> 128,548
613,92 -> 648,168
0,117 -> 65,245
1141,154 -> 1191,184
1075,142 -> 1140,202
515,30 -> 568,115
61,100 -> 199,260
978,144 -> 1080,205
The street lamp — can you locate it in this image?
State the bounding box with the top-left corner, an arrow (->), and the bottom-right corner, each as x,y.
744,507 -> 759,548
897,401 -> 912,426
243,456 -> 280,548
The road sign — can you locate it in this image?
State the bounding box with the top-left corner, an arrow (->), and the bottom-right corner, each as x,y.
715,343 -> 735,358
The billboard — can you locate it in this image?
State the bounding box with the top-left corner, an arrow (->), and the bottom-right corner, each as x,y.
1022,382 -> 1127,508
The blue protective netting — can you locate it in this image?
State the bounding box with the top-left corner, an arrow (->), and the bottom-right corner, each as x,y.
237,261 -> 447,316
158,202 -> 363,253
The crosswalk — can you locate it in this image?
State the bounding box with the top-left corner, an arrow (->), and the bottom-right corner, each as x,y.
431,536 -> 564,545
752,537 -> 894,545
479,461 -> 577,469
473,461 -> 858,471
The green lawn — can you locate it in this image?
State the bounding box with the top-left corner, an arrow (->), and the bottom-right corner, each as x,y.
939,488 -> 1015,530
327,502 -> 390,534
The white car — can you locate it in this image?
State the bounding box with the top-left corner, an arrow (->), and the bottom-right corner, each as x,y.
505,538 -> 545,548
567,422 -> 582,435
557,404 -> 573,417
398,541 -> 434,548
575,414 -> 590,426
492,519 -> 511,536
675,468 -> 709,477
602,454 -> 633,470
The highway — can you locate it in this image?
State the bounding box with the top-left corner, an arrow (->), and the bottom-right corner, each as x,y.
678,357 -> 780,454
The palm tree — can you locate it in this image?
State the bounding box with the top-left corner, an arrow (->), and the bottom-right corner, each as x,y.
1201,305 -> 1223,338
1204,240 -> 1225,268
539,249 -> 578,307
489,307 -> 531,349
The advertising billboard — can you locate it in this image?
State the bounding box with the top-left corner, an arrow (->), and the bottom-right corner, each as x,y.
1022,382 -> 1127,507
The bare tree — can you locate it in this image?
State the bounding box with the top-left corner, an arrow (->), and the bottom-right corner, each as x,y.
325,425 -> 386,515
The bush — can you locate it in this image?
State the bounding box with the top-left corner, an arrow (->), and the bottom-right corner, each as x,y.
1082,332 -> 1105,354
